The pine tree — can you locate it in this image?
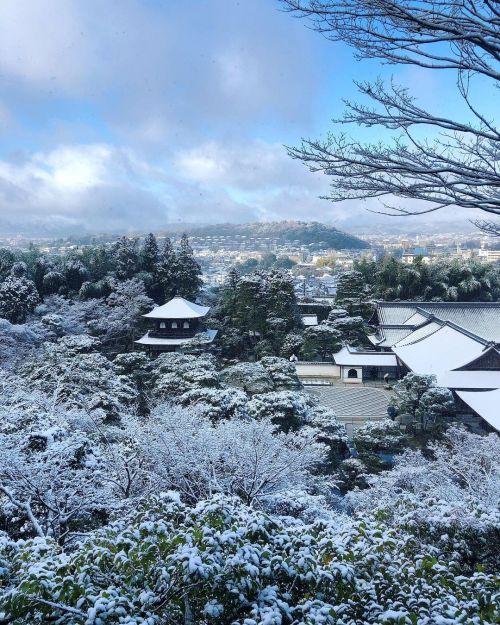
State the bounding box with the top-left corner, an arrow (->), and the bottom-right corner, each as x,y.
0,273 -> 40,323
140,233 -> 159,273
155,237 -> 177,302
114,237 -> 139,280
174,234 -> 202,300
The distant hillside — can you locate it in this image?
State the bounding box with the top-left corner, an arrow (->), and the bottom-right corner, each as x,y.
167,221 -> 368,250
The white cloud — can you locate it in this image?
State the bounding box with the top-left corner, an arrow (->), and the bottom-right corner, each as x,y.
0,2 -> 481,235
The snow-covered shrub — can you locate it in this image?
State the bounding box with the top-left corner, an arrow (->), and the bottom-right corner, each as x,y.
352,418 -> 407,453
177,387 -> 248,421
259,356 -> 302,389
128,406 -> 324,505
0,274 -> 40,323
390,372 -> 455,430
21,335 -> 137,422
280,331 -> 304,358
0,318 -> 51,368
147,353 -> 220,401
2,495 -> 497,624
348,426 -> 500,572
220,361 -> 274,394
0,417 -> 116,544
248,390 -> 314,431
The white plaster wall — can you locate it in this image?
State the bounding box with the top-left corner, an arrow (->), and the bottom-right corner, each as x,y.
295,363 -> 341,378
342,366 -> 363,384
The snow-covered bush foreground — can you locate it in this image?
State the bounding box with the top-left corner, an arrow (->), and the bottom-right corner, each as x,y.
1,494 -> 498,625
349,427 -> 500,571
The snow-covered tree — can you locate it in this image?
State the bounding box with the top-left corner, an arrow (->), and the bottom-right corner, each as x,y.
42,270 -> 65,295
259,356 -> 302,389
87,279 -> 153,352
130,406 -> 324,505
21,335 -> 137,422
139,233 -> 159,273
113,237 -> 139,280
247,390 -> 348,469
390,372 -> 455,431
175,234 -> 203,300
0,318 -> 51,368
324,313 -> 370,347
220,361 -> 274,394
302,324 -> 342,360
2,494 -> 497,624
154,237 -> 177,301
0,274 -> 40,323
0,424 -> 114,544
352,419 -> 407,454
348,426 -> 500,572
280,331 -> 304,358
147,353 -> 220,402
63,259 -> 89,292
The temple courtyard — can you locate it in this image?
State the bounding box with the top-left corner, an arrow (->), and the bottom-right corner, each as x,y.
306,384 -> 392,434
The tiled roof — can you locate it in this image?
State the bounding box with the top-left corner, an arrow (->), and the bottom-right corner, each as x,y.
334,346 -> 398,367
143,296 -> 210,319
375,301 -> 500,342
368,327 -> 413,347
136,329 -> 217,345
457,389 -> 500,431
393,321 -> 442,347
376,303 -> 421,326
392,324 -> 486,374
417,303 -> 500,342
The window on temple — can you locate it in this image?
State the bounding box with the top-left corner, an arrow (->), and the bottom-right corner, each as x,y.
160,322 -> 166,329
172,322 -> 178,329
347,368 -> 358,379
183,321 -> 190,329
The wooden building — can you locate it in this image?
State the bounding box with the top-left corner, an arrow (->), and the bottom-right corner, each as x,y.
135,296 -> 217,355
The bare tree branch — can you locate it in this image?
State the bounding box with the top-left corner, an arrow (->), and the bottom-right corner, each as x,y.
281,0 -> 500,226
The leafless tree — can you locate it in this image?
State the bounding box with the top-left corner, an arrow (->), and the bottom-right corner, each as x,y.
282,0 -> 500,235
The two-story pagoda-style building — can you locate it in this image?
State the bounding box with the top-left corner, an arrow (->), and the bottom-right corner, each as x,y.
135,295 -> 217,354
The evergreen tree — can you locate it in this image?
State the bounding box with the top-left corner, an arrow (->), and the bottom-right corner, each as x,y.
0,273 -> 40,323
33,257 -> 51,300
219,267 -> 240,322
113,237 -> 139,280
336,271 -> 366,301
83,245 -> 113,281
266,270 -> 298,330
64,259 -> 89,293
155,237 -> 177,302
174,234 -> 203,300
42,271 -> 65,295
140,233 -> 159,273
0,248 -> 15,281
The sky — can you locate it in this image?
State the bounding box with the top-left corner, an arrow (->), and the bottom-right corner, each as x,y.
0,0 -> 494,236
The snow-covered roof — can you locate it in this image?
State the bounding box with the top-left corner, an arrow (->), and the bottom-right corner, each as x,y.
143,296 -> 210,319
457,389 -> 500,431
334,346 -> 397,367
392,321 -> 442,347
375,301 -> 500,342
436,371 -> 499,390
135,329 -> 217,346
368,327 -> 413,347
301,314 -> 318,327
393,324 -> 485,374
402,311 -> 428,326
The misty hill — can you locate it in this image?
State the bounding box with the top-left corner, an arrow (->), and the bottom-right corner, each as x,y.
167,221 -> 368,250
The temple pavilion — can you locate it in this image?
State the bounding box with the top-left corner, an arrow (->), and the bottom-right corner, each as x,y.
135,295 -> 217,354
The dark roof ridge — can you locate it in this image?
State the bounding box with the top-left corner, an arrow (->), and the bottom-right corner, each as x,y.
376,300 -> 500,307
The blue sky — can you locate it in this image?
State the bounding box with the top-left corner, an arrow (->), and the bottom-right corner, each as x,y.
0,0 -> 493,235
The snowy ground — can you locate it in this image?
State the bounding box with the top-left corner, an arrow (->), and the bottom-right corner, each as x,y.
306,385 -> 392,435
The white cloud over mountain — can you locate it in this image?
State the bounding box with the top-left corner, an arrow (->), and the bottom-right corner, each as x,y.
0,0 -> 480,234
